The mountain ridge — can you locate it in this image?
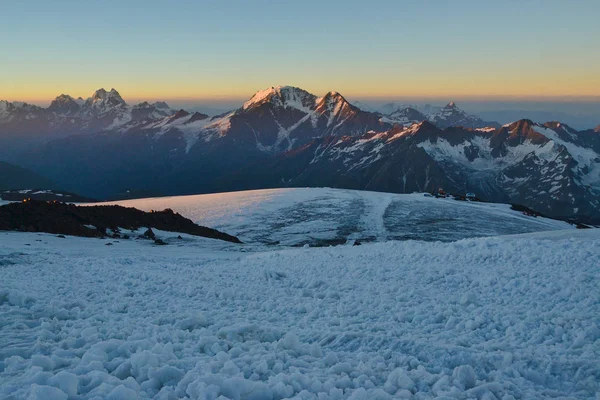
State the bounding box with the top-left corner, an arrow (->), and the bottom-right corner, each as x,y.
2,85 -> 599,222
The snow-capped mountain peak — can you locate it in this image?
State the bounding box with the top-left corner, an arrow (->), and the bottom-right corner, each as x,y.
436,101 -> 466,116
48,94 -> 83,115
314,91 -> 359,128
87,88 -> 127,107
242,86 -> 317,112
52,94 -> 76,103
427,101 -> 500,129
79,88 -> 130,122
0,100 -> 44,123
384,107 -> 428,127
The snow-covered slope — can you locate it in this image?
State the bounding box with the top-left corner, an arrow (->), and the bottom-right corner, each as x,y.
101,188 -> 573,246
1,217 -> 598,398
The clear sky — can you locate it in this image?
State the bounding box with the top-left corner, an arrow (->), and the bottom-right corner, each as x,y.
1,0 -> 599,105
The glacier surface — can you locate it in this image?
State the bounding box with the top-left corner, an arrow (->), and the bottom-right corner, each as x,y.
1,189 -> 598,399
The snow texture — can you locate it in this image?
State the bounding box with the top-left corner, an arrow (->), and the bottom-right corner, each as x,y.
1,189 -> 598,399
103,188 -> 573,247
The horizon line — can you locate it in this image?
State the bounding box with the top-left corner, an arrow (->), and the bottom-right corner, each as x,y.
6,93 -> 600,107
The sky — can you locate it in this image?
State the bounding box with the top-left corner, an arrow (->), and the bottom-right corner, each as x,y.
1,0 -> 599,107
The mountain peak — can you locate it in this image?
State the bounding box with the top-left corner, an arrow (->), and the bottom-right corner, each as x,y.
153,101 -> 170,109
48,94 -> 82,114
384,107 -> 428,127
322,91 -> 347,102
54,94 -> 74,101
91,88 -> 107,99
316,91 -> 353,112
90,88 -> 125,104
503,119 -> 540,137
242,86 -> 316,111
445,101 -> 457,109
86,88 -> 126,112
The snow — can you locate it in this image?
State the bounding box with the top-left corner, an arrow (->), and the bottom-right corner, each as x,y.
147,111 -> 233,152
0,100 -> 12,121
97,188 -> 573,247
1,220 -> 598,399
243,86 -> 315,113
418,136 -> 559,171
534,125 -> 600,186
107,113 -> 133,130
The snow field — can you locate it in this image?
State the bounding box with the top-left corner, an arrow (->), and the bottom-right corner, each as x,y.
1,228 -> 599,399
98,188 -> 572,247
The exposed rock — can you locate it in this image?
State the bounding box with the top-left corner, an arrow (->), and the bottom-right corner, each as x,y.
142,228 -> 156,240
0,201 -> 241,243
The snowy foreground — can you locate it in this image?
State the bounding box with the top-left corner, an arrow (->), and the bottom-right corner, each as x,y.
0,189 -> 597,399
1,223 -> 599,399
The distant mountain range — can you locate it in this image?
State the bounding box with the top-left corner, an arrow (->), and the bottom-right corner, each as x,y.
0,88 -> 174,137
1,86 -> 599,223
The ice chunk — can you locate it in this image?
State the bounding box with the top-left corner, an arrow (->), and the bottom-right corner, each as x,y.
27,384 -> 68,400
48,371 -> 78,397
453,365 -> 477,390
106,385 -> 138,400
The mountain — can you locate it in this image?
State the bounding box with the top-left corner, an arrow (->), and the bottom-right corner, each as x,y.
0,100 -> 54,135
0,161 -> 58,191
4,85 -> 599,222
216,120 -> 600,223
425,102 -> 501,129
0,88 -> 175,138
20,86 -> 393,197
367,101 -> 500,130
383,107 -> 429,126
0,89 -> 177,161
139,86 -> 390,155
47,94 -> 85,115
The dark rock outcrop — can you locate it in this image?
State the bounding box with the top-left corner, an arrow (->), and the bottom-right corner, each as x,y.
0,201 -> 241,243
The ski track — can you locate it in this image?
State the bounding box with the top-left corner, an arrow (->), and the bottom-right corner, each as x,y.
356,192 -> 394,241
1,228 -> 599,399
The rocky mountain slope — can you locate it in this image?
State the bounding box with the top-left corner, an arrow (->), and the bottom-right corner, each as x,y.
219,120 -> 600,222
2,86 -> 599,222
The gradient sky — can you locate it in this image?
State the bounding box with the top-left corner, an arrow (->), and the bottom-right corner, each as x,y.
1,0 -> 599,105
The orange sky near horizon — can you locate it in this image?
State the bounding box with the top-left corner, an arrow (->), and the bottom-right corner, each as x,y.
4,72 -> 600,106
